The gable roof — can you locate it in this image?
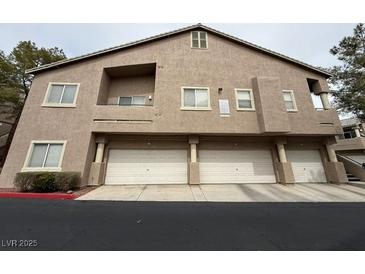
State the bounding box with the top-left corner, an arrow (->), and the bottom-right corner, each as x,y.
26,24 -> 332,77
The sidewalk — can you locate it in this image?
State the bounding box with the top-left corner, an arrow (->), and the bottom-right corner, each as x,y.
76,182 -> 365,202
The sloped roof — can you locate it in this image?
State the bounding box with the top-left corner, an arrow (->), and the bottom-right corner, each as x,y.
26,24 -> 332,77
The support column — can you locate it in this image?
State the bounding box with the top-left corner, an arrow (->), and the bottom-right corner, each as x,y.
319,92 -> 331,110
190,143 -> 197,163
95,142 -> 105,163
326,144 -> 338,162
88,136 -> 107,186
188,136 -> 200,185
323,138 -> 348,183
354,126 -> 361,138
277,143 -> 287,163
275,139 -> 295,184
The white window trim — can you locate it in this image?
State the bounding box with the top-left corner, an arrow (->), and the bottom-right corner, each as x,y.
42,82 -> 80,108
234,88 -> 256,111
283,90 -> 298,112
180,86 -> 211,111
117,96 -> 146,106
191,31 -> 208,49
22,140 -> 67,172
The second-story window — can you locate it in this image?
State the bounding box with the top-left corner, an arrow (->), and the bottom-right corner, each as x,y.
118,96 -> 146,106
191,31 -> 208,49
43,83 -> 79,107
235,89 -> 255,111
181,87 -> 211,110
282,90 -> 297,112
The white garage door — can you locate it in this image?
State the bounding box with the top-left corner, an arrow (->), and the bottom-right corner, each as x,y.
286,150 -> 326,183
199,149 -> 276,184
105,149 -> 187,185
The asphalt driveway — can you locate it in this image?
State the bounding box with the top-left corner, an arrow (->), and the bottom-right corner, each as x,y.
1,199 -> 365,250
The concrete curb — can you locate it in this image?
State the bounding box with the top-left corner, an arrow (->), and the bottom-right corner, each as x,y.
0,192 -> 77,200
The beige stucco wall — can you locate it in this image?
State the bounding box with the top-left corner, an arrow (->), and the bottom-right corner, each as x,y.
0,30 -> 343,187
252,77 -> 290,133
106,75 -> 155,105
96,71 -> 110,105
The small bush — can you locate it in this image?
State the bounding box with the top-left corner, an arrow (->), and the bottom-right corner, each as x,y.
14,172 -> 81,193
14,172 -> 54,192
31,173 -> 57,192
54,172 -> 81,192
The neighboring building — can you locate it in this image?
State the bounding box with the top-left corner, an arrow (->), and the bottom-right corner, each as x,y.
333,117 -> 365,181
0,24 -> 348,188
340,117 -> 364,138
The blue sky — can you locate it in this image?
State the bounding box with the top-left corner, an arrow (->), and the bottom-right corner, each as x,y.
0,23 -> 356,68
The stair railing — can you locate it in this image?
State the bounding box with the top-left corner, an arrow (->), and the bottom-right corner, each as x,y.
337,154 -> 365,169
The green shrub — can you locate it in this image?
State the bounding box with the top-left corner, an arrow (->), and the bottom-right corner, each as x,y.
14,172 -> 54,192
54,172 -> 81,191
14,172 -> 81,193
31,173 -> 57,192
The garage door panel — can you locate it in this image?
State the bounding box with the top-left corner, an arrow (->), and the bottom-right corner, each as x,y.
105,149 -> 187,185
108,150 -> 187,163
200,150 -> 272,163
200,150 -> 276,184
287,150 -> 327,183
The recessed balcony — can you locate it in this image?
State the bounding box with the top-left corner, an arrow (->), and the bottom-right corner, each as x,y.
96,62 -> 156,107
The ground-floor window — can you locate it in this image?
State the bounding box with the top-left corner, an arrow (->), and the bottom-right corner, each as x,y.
23,141 -> 66,171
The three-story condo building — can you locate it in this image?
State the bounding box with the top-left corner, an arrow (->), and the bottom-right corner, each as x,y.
0,24 -> 348,188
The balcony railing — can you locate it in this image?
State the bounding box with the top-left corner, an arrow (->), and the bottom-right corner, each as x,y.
333,136 -> 365,151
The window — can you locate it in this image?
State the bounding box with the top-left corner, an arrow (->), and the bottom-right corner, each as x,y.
191,31 -> 208,49
23,141 -> 66,171
43,83 -> 79,107
282,90 -> 297,111
181,87 -> 210,110
118,96 -> 146,106
343,127 -> 356,139
311,93 -> 324,110
235,89 -> 255,111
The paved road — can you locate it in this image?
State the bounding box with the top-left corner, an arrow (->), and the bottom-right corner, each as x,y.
1,199 -> 365,250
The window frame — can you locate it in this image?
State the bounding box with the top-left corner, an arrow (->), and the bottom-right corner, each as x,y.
234,88 -> 256,111
118,96 -> 146,106
42,82 -> 80,108
22,140 -> 67,172
191,31 -> 208,49
180,86 -> 211,111
343,127 -> 356,139
282,90 -> 298,112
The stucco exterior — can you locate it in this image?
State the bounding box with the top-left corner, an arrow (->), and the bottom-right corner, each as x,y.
0,25 -> 346,188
